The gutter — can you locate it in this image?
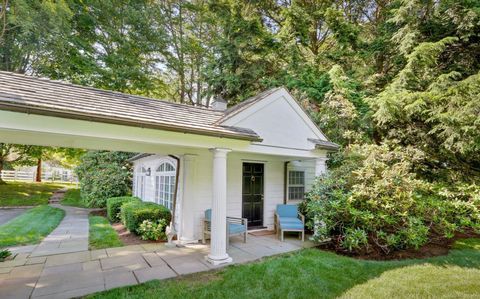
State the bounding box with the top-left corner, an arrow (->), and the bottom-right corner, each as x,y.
0,103 -> 263,142
283,161 -> 290,204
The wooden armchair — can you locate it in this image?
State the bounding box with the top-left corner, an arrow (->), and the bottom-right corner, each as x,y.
202,209 -> 248,246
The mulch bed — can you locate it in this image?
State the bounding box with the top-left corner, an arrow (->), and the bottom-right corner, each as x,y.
111,222 -> 161,246
90,209 -> 107,217
317,231 -> 480,261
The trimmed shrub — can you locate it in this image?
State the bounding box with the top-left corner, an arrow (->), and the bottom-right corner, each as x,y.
120,201 -> 171,233
75,151 -> 134,208
106,196 -> 141,222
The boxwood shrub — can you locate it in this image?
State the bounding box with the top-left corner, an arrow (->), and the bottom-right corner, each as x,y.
106,196 -> 141,222
120,201 -> 172,233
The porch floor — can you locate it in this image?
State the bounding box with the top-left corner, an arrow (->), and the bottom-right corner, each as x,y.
1,234 -> 314,299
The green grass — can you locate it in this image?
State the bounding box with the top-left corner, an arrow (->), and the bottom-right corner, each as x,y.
61,188 -> 88,208
0,182 -> 68,206
88,238 -> 480,299
89,215 -> 123,250
0,205 -> 65,247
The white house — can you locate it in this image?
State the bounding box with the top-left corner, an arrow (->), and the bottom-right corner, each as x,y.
0,71 -> 338,265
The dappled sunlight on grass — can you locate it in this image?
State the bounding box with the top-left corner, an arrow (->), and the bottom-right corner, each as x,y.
89,215 -> 123,249
339,263 -> 480,298
0,205 -> 65,246
0,182 -> 72,206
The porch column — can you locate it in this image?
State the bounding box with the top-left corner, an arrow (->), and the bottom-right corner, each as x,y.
315,157 -> 328,176
178,154 -> 198,244
206,148 -> 232,265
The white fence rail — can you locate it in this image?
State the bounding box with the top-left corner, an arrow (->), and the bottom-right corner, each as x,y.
0,170 -> 78,183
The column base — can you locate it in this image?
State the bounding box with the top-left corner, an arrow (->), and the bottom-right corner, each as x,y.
176,238 -> 199,245
205,254 -> 232,265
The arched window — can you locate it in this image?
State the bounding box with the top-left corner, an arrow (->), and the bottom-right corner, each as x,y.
154,162 -> 176,210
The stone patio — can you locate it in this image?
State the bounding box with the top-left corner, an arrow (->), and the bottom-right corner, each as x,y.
0,234 -> 314,299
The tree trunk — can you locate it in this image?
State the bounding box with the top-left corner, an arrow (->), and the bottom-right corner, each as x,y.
35,158 -> 42,182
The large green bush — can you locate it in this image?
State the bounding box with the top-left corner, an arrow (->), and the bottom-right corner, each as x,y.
75,151 -> 134,208
106,196 -> 141,222
120,201 -> 171,233
305,144 -> 480,254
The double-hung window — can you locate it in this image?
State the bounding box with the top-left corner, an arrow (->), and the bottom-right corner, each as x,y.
288,170 -> 305,200
154,162 -> 176,210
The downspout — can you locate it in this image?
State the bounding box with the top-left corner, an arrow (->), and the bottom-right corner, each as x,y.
283,161 -> 290,204
166,154 -> 180,246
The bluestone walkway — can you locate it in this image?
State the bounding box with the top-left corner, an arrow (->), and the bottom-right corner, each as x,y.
0,235 -> 314,299
29,204 -> 90,257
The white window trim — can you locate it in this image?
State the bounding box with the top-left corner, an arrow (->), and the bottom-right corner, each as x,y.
135,166 -> 148,199
287,170 -> 306,201
154,160 -> 176,210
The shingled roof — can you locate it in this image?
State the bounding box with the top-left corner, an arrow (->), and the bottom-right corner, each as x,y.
0,71 -> 260,141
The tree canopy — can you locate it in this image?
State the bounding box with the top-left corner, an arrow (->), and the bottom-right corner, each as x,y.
1,0 -> 479,180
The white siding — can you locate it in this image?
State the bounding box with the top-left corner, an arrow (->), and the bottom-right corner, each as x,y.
133,151 -> 317,240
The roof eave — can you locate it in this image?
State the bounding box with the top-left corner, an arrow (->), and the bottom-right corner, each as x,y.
0,103 -> 263,143
315,144 -> 340,152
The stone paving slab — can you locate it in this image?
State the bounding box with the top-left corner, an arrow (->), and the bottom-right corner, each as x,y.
134,265 -> 177,283
104,270 -> 138,290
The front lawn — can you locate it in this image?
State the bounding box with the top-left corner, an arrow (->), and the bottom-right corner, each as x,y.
88,238 -> 480,299
0,182 -> 66,206
89,215 -> 123,249
0,205 -> 65,247
61,188 -> 88,208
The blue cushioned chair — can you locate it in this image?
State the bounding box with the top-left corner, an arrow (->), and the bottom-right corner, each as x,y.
275,204 -> 305,241
202,209 -> 248,246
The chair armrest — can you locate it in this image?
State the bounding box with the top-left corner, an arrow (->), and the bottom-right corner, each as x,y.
298,212 -> 305,224
227,216 -> 248,226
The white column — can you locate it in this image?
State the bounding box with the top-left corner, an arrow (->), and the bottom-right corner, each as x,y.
206,148 -> 232,265
178,154 -> 198,244
315,157 -> 328,177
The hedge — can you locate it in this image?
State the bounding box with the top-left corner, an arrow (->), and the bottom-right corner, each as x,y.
120,201 -> 172,233
106,196 -> 141,222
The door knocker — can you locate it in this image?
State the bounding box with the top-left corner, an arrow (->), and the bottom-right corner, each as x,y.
251,175 -> 255,182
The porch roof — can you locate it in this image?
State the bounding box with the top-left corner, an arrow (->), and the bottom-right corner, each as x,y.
0,71 -> 260,141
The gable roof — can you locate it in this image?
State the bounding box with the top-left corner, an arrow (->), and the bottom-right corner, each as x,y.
220,87 -> 339,151
0,71 -> 260,141
220,87 -> 282,123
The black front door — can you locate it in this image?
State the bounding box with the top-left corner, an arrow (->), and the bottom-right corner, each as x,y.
242,163 -> 264,228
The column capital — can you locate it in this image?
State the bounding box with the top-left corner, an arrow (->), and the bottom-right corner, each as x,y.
209,148 -> 232,156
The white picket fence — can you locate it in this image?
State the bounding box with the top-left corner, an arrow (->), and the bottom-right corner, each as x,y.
0,170 -> 78,183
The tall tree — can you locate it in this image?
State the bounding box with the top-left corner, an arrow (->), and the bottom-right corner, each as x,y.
0,0 -> 72,73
